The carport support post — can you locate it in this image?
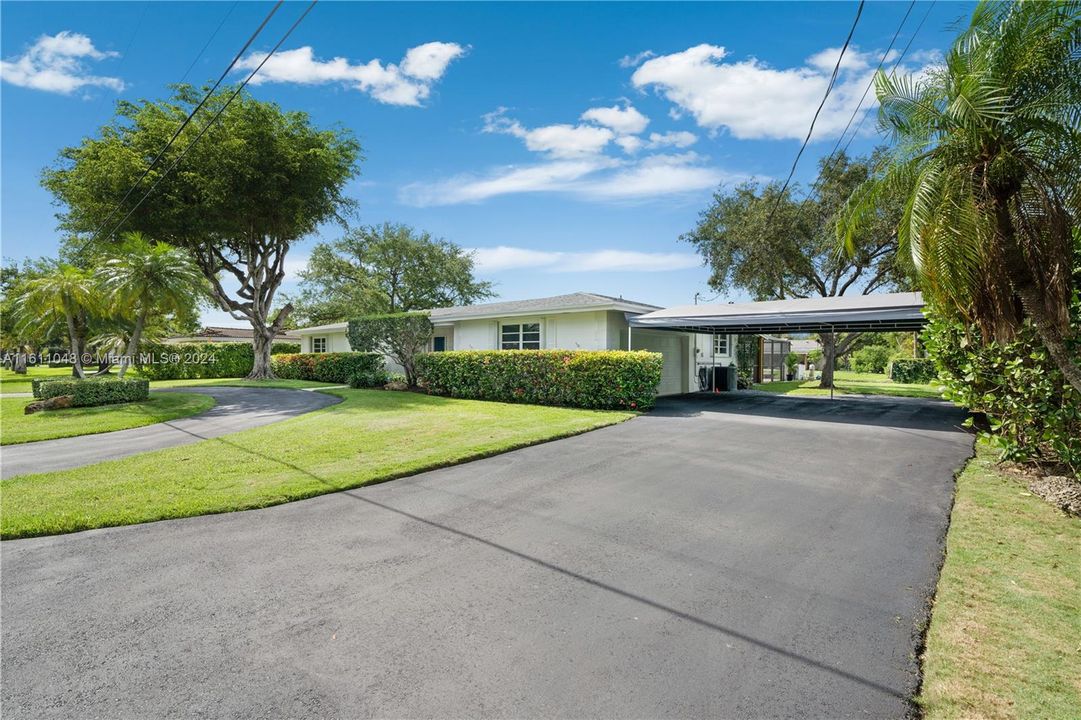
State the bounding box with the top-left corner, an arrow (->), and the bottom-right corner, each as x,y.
829,324 -> 835,401
627,324 -> 632,351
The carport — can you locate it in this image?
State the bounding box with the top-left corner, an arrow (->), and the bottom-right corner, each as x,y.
628,292 -> 927,396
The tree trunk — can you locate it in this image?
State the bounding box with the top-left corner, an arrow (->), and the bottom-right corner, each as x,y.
818,332 -> 836,389
66,314 -> 85,379
248,330 -> 276,380
992,198 -> 1081,394
118,311 -> 147,379
1015,283 -> 1081,393
13,350 -> 27,375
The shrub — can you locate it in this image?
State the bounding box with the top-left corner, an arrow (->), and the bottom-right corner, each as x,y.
36,377 -> 149,407
851,344 -> 892,374
889,357 -> 936,384
271,352 -> 385,384
135,341 -> 300,380
416,350 -> 663,410
925,313 -> 1080,474
348,366 -> 390,389
347,313 -> 432,386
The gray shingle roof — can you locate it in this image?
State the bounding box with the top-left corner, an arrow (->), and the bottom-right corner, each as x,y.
428,292 -> 660,321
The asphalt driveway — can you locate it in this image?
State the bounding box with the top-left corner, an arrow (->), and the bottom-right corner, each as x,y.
1,386 -> 340,478
0,393 -> 972,718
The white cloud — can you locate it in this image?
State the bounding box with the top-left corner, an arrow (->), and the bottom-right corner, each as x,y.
401,157 -> 617,205
400,41 -> 465,80
399,152 -> 737,206
0,31 -> 124,94
647,130 -> 697,149
632,43 -> 897,140
483,108 -> 615,158
619,50 -> 656,69
576,152 -> 724,200
580,104 -> 649,134
236,42 -> 464,106
469,246 -> 701,273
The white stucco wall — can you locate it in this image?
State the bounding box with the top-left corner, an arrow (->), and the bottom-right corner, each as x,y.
298,330 -> 350,354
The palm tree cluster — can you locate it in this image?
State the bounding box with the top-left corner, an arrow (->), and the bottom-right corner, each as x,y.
842,0 -> 1081,391
9,233 -> 206,379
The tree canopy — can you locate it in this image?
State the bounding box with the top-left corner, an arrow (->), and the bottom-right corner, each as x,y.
42,84 -> 362,377
683,151 -> 914,386
840,0 -> 1081,391
289,223 -> 494,326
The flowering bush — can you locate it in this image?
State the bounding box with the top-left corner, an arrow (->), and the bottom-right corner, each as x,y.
415,350 -> 663,410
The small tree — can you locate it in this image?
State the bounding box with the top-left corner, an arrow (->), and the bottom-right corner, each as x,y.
347,313 -> 433,386
290,223 -> 494,325
14,263 -> 98,378
98,233 -> 206,377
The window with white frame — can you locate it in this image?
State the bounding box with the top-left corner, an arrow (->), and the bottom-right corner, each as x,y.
312,337 -> 328,353
713,334 -> 729,356
501,322 -> 541,350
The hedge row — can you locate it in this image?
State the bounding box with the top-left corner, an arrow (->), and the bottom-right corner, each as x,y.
271,352 -> 386,385
415,350 -> 664,410
135,341 -> 300,380
889,357 -> 936,384
36,377 -> 150,407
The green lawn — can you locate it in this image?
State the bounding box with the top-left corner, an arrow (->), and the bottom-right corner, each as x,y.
0,365 -> 73,394
753,370 -> 942,399
919,447 -> 1081,719
0,389 -> 632,539
1,392 -> 215,445
0,367 -> 338,395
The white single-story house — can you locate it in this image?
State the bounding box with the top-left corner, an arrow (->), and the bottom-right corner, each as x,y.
293,292 -> 736,396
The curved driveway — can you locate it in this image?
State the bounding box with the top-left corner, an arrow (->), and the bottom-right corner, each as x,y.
1,386 -> 340,479
1,393 -> 972,718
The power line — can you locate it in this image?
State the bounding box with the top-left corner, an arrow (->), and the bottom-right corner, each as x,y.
765,0 -> 866,228
100,1 -> 318,244
836,0 -> 936,159
79,1 -> 283,251
177,1 -> 240,85
789,0 -> 927,229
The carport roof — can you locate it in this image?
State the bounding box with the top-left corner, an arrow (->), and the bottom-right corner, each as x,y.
630,292 -> 926,334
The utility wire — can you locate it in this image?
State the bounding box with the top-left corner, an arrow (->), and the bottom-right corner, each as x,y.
177,1 -> 240,85
79,0 -> 283,251
790,0 -> 929,230
764,0 -> 866,229
100,1 -> 318,244
836,0 -> 935,160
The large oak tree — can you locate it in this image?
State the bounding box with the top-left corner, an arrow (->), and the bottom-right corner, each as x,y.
43,85 -> 361,378
683,151 -> 914,388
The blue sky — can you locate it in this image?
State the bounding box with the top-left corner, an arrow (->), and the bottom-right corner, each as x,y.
1,1 -> 972,325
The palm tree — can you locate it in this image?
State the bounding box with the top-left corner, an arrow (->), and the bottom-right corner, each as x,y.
98,233 -> 205,378
15,264 -> 98,379
841,0 -> 1081,391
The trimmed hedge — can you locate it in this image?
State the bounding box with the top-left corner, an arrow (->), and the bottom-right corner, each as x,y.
416,350 -> 664,410
271,352 -> 386,384
36,377 -> 149,407
135,341 -> 300,380
889,357 -> 936,384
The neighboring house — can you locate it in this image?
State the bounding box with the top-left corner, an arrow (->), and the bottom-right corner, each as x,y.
789,338 -> 821,358
164,326 -> 301,344
293,292 -> 736,396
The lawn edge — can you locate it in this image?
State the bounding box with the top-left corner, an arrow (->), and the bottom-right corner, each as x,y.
0,405 -> 635,541
906,441 -> 976,720
0,392 -> 217,446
